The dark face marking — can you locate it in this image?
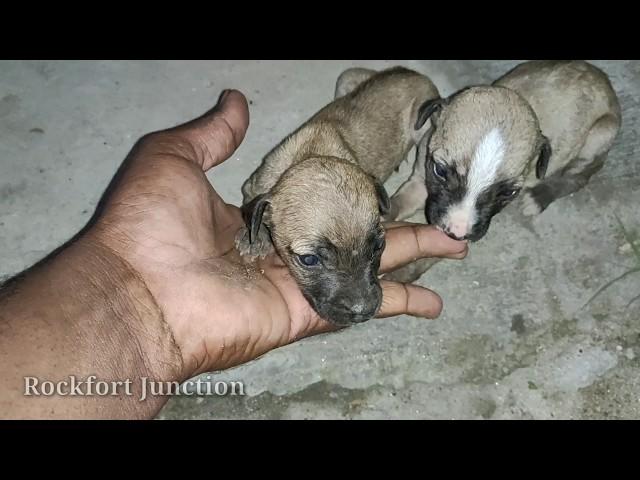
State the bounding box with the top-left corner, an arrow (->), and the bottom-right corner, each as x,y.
423,149 -> 521,242
464,180 -> 521,241
282,228 -> 386,326
423,150 -> 467,227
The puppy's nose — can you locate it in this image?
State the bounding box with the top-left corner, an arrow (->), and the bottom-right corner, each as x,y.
445,210 -> 471,240
349,302 -> 365,314
444,229 -> 467,241
337,300 -> 373,316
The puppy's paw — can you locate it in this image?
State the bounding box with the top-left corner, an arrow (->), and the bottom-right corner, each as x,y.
383,201 -> 401,222
235,226 -> 274,261
385,198 -> 422,222
383,267 -> 423,284
521,189 -> 544,217
382,258 -> 441,283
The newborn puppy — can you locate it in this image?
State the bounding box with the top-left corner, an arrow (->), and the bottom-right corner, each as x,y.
236,66 -> 440,326
386,60 -> 621,281
390,60 -> 621,238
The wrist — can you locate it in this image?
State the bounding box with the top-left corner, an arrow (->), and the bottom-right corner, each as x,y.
75,232 -> 186,383
0,233 -> 185,418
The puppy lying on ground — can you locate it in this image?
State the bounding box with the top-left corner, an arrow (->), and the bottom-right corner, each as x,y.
236,66 -> 440,325
385,60 -> 621,282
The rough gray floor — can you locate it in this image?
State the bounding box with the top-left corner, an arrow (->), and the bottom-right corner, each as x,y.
1,60 -> 638,420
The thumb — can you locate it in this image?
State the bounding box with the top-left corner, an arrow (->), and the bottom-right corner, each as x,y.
171,89 -> 250,171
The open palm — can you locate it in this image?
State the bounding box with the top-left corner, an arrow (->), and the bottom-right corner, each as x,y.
86,90 -> 467,380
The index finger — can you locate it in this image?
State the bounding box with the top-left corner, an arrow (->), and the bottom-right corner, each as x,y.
380,223 -> 468,274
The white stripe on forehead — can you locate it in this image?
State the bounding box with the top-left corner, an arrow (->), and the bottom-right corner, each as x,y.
442,128 -> 506,237
467,127 -> 506,200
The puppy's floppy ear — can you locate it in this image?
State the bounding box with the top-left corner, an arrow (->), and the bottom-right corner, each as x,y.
241,194 -> 271,244
536,135 -> 552,179
415,97 -> 446,131
373,179 -> 390,215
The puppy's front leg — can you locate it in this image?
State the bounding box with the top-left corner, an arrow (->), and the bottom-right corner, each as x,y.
382,257 -> 441,283
522,113 -> 618,217
387,148 -> 428,221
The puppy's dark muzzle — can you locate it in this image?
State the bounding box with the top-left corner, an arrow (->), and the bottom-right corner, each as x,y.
309,285 -> 382,327
332,303 -> 380,324
426,203 -> 488,243
325,307 -> 379,326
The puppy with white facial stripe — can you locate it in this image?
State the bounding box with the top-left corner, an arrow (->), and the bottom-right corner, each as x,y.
385,60 -> 621,282
441,127 -> 509,240
236,66 -> 440,326
396,84 -> 547,241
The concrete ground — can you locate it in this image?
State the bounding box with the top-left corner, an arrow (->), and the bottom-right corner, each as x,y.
1,60 -> 638,419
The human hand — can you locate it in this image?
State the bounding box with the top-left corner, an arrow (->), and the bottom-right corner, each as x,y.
86,90 -> 468,381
